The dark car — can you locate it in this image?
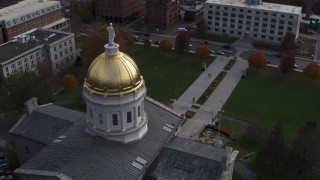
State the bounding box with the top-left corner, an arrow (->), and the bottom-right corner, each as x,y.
154,41 -> 160,45
222,45 -> 231,49
201,41 -> 208,45
144,33 -> 150,36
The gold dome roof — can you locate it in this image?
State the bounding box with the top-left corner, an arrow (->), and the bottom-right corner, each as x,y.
84,52 -> 144,96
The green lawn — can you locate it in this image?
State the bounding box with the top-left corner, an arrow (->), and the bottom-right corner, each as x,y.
132,45 -> 214,103
223,67 -> 320,139
53,45 -> 214,109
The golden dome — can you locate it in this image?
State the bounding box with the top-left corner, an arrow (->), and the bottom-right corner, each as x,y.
84,52 -> 144,96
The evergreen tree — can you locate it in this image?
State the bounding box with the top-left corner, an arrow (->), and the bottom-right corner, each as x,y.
256,121 -> 287,171
284,121 -> 320,179
0,72 -> 52,117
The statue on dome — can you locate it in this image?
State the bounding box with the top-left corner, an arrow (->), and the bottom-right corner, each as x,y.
107,23 -> 115,44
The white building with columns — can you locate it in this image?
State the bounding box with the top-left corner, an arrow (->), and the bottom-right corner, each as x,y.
83,24 -> 148,143
204,0 -> 302,43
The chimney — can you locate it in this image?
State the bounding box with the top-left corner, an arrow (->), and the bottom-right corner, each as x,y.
24,97 -> 39,115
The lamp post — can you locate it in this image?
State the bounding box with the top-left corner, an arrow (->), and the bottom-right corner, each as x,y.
217,110 -> 224,138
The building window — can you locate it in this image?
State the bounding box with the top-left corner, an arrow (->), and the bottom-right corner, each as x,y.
99,114 -> 103,124
248,10 -> 252,13
232,8 -> 235,11
239,9 -> 243,12
216,6 -> 220,9
138,106 -> 141,117
208,16 -> 212,20
127,111 -> 132,123
59,44 -> 62,49
25,146 -> 30,155
261,35 -> 265,39
224,7 -> 228,10
208,10 -> 212,14
54,47 -> 56,51
112,114 -> 118,126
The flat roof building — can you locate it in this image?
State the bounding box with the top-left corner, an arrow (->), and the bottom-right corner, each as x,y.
146,0 -> 180,29
0,28 -> 76,78
0,0 -> 69,44
204,0 -> 302,43
95,0 -> 144,24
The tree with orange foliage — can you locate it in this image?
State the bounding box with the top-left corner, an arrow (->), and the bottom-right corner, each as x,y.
195,45 -> 211,63
247,51 -> 268,70
63,74 -> 77,90
303,62 -> 320,81
159,38 -> 172,52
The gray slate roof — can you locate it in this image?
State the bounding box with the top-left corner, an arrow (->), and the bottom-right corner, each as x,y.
15,98 -> 183,180
0,28 -> 70,64
10,104 -> 84,144
146,137 -> 227,180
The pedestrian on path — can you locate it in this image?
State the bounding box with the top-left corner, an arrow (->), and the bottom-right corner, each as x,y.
193,98 -> 195,103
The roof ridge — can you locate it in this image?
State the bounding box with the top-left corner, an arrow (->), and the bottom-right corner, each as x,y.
145,96 -> 182,117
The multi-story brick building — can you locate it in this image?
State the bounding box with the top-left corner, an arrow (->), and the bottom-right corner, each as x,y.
0,28 -> 76,79
0,0 -> 70,44
95,0 -> 144,24
204,0 -> 302,44
146,0 -> 180,29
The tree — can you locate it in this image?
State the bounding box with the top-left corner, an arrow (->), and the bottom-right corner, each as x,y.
0,72 -> 52,117
63,74 -> 77,90
37,60 -> 53,81
78,0 -> 94,23
247,51 -> 268,70
195,45 -> 211,63
196,19 -> 208,38
143,37 -> 151,48
256,121 -> 287,171
303,62 -> 320,81
81,25 -> 132,66
175,31 -> 190,54
281,32 -> 296,51
284,121 -> 320,179
279,53 -> 295,74
159,38 -> 172,52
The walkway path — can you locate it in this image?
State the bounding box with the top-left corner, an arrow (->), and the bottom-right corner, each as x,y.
173,54 -> 248,139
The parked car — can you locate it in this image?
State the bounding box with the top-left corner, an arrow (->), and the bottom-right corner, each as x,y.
294,64 -> 299,68
211,50 -> 215,54
216,51 -> 225,55
222,45 -> 231,49
0,162 -> 8,170
201,41 -> 208,45
0,174 -> 12,180
144,33 -> 150,36
267,60 -> 271,64
154,41 -> 160,45
222,50 -> 233,54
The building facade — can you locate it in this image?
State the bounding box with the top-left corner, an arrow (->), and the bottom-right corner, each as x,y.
0,28 -> 76,79
204,0 -> 302,43
95,0 -> 144,24
0,0 -> 70,44
146,0 -> 180,29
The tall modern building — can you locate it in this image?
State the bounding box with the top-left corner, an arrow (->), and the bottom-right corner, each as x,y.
95,0 -> 144,24
145,0 -> 180,28
0,0 -> 70,44
204,0 -> 302,43
11,24 -> 239,180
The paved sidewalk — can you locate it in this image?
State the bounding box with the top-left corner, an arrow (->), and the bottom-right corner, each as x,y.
172,54 -> 248,139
